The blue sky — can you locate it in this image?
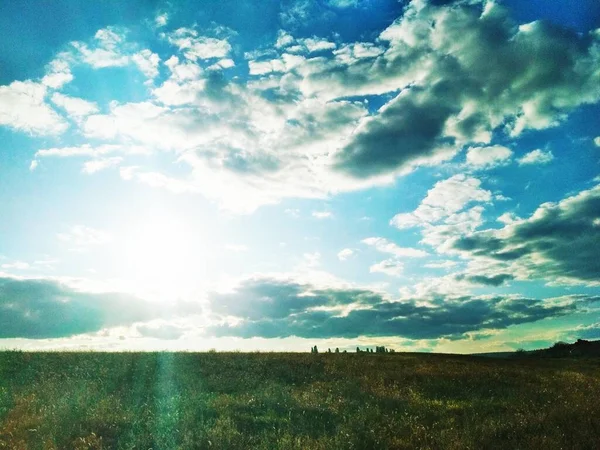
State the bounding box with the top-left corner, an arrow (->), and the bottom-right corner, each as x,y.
1,0 -> 599,352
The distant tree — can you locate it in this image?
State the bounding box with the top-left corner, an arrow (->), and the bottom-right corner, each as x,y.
313,345 -> 319,354
335,347 -> 340,353
356,347 -> 361,353
328,348 -> 332,353
343,350 -> 347,353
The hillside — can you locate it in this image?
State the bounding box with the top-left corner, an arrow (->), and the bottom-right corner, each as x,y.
521,339 -> 600,358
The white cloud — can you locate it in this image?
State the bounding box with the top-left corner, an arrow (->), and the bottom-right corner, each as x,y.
248,59 -> 286,75
95,28 -> 123,47
333,42 -> 384,64
33,258 -> 59,269
209,59 -> 235,70
152,78 -> 206,105
41,71 -> 73,90
51,92 -> 99,118
424,261 -> 458,269
72,27 -> 129,68
57,225 -> 112,250
298,37 -> 336,53
0,81 -> 67,135
1,261 -> 30,270
118,168 -> 198,195
389,175 -> 495,254
303,252 -> 321,268
398,274 -> 473,300
29,160 -> 38,171
247,53 -> 305,75
41,54 -> 73,89
423,206 -> 487,251
82,101 -> 171,142
35,143 -> 130,158
119,166 -> 138,181
391,175 -> 491,229
82,157 -> 123,174
312,211 -> 333,219
80,95 -> 375,212
369,259 -> 403,277
337,248 -> 355,261
164,56 -> 203,82
275,30 -> 295,48
466,145 -> 513,169
517,149 -> 554,166
132,49 -> 160,79
497,212 -> 520,225
362,237 -> 428,258
27,0 -> 597,215
594,137 -> 600,147
155,12 -> 169,28
167,28 -> 231,60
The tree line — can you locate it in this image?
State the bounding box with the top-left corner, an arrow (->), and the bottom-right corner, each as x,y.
310,345 -> 395,353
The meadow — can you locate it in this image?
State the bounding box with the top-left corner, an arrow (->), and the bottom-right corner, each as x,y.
1,351 -> 599,449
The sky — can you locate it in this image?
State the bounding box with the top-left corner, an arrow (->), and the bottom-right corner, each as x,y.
1,0 -> 599,353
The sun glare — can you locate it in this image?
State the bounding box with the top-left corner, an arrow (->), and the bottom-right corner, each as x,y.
120,215 -> 205,301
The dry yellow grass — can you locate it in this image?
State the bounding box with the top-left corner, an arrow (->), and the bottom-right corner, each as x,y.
1,351 -> 599,449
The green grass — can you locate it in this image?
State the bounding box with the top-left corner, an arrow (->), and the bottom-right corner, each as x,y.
1,352 -> 599,449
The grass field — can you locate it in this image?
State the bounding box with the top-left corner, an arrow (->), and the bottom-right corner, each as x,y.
1,351 -> 599,449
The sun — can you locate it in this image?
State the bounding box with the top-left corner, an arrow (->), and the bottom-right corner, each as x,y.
120,215 -> 205,301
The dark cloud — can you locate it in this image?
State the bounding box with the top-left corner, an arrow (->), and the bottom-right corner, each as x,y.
572,323 -> 600,341
453,185 -> 600,284
209,278 -> 382,321
456,273 -> 514,286
323,0 -> 600,176
208,277 -> 578,339
0,277 -> 155,338
209,146 -> 281,174
0,277 -> 201,339
334,84 -> 458,177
